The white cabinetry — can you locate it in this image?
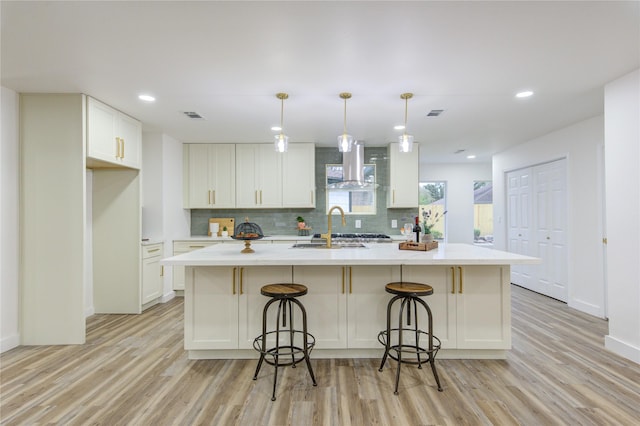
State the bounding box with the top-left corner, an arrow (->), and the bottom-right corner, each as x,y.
236,144 -> 282,208
291,265 -> 401,349
387,142 -> 419,208
282,143 -> 316,208
184,265 -> 292,350
87,96 -> 141,169
402,265 -> 511,349
182,143 -> 315,209
172,241 -> 218,290
183,144 -> 236,208
141,243 -> 164,307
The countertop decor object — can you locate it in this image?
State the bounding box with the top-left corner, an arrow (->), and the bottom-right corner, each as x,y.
231,218 -> 264,253
399,241 -> 438,251
208,217 -> 235,237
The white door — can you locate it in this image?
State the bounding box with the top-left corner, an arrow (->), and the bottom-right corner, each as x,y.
534,159 -> 568,302
506,167 -> 534,289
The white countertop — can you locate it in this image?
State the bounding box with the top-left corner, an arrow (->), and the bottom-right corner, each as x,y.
162,242 -> 540,266
174,235 -> 314,242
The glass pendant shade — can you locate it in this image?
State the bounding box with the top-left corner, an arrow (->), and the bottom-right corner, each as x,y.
275,133 -> 289,153
338,133 -> 354,152
399,133 -> 414,153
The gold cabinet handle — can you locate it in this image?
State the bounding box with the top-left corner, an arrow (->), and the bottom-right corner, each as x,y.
255,190 -> 258,205
189,245 -> 205,249
310,190 -> 314,204
115,137 -> 120,159
232,267 -> 237,295
451,266 -> 455,294
393,189 -> 396,204
121,138 -> 125,159
239,267 -> 244,295
208,190 -> 211,205
160,265 -> 164,277
147,248 -> 160,253
341,267 -> 345,294
260,190 -> 263,204
458,266 -> 463,294
212,190 -> 216,205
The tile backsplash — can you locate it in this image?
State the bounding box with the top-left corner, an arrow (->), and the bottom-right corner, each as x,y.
191,146 -> 417,236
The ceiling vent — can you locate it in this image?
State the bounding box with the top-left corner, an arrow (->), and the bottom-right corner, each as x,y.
426,109 -> 444,117
183,111 -> 205,120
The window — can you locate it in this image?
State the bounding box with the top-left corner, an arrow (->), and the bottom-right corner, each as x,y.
473,181 -> 493,245
326,164 -> 376,214
419,182 -> 446,240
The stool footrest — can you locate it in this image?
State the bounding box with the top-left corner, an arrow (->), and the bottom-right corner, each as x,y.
253,330 -> 316,368
377,329 -> 441,363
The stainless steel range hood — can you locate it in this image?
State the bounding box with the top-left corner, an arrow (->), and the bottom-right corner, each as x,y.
327,141 -> 377,191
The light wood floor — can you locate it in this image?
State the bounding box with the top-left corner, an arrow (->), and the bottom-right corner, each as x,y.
2,285 -> 640,425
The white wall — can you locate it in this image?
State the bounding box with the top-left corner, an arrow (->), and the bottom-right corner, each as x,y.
493,115 -> 606,318
142,132 -> 190,299
420,162 -> 492,244
1,86 -> 20,352
604,69 -> 640,364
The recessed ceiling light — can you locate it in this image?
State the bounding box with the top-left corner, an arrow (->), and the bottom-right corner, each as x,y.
394,125 -> 405,130
467,155 -> 476,159
515,90 -> 534,98
138,94 -> 155,102
271,126 -> 282,131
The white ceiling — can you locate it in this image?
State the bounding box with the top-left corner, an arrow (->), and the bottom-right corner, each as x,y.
2,1 -> 639,163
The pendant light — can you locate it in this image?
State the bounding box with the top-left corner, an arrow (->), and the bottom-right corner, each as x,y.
398,92 -> 415,153
338,92 -> 354,152
274,93 -> 289,153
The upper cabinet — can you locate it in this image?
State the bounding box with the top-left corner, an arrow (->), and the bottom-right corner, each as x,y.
183,143 -> 315,209
387,142 -> 419,208
236,144 -> 283,208
184,144 -> 236,208
87,96 -> 141,169
282,143 -> 316,208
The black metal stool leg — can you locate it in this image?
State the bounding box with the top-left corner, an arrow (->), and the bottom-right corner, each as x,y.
292,298 -> 317,386
254,297 -> 278,380
394,297 -> 410,395
413,298 -> 423,370
415,297 -> 443,391
379,295 -> 402,372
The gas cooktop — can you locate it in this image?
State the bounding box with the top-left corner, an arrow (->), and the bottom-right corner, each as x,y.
311,233 -> 393,243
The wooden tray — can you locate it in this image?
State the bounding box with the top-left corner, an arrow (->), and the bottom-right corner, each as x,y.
399,241 -> 438,251
208,217 -> 235,236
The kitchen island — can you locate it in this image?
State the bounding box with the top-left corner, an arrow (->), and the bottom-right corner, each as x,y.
162,242 -> 539,360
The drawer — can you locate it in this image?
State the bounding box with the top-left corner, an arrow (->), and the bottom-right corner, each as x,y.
173,241 -> 217,253
142,243 -> 163,259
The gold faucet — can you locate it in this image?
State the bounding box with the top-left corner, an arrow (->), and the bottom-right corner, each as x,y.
321,206 -> 346,248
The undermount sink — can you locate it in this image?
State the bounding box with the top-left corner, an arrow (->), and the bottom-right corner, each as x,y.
291,242 -> 366,249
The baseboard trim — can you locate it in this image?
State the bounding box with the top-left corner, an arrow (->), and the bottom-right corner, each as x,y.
605,335 -> 640,364
1,333 -> 20,353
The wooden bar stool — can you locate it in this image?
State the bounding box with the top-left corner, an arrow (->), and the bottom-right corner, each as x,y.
378,281 -> 443,394
252,283 -> 317,401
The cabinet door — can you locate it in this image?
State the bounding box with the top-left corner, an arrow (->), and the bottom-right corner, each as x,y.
282,143 -> 315,208
142,255 -> 162,305
456,266 -> 511,349
256,144 -> 282,208
293,266 -> 347,349
210,144 -> 236,207
118,113 -> 142,169
387,143 -> 419,208
185,144 -> 212,208
87,97 -> 119,164
347,265 -> 400,348
184,266 -> 238,349
235,144 -> 259,207
401,265 -> 457,349
238,266 -> 294,349
236,144 -> 282,208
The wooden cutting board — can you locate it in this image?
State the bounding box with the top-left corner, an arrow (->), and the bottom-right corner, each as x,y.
208,217 -> 235,236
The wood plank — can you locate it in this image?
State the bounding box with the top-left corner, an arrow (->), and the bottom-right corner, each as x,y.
2,285 -> 640,424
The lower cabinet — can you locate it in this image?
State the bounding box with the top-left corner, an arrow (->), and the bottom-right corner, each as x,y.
183,264 -> 511,352
141,243 -> 164,308
402,265 -> 511,350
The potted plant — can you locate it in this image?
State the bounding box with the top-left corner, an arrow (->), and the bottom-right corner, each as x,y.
221,226 -> 229,237
421,209 -> 447,242
296,216 -> 306,230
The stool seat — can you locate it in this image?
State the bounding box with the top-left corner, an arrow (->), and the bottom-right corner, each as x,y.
261,283 -> 308,298
385,282 -> 433,296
